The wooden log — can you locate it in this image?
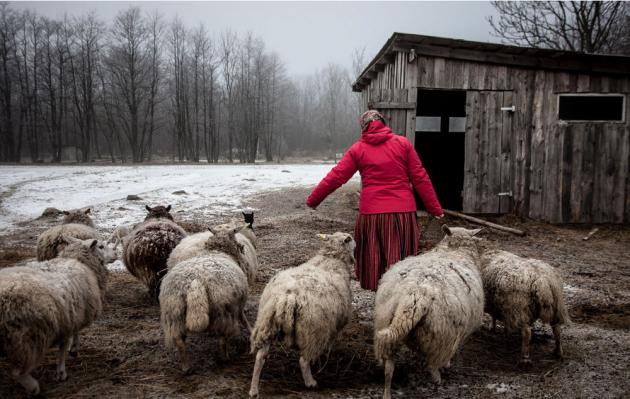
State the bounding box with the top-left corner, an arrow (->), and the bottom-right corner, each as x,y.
441,209 -> 527,236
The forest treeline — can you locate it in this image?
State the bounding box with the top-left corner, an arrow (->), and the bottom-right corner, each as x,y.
0,4 -> 362,163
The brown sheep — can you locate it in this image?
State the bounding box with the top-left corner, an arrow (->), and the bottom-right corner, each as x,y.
123,205 -> 187,300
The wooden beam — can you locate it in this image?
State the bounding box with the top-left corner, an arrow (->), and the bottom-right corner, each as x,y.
368,101 -> 416,109
440,209 -> 527,236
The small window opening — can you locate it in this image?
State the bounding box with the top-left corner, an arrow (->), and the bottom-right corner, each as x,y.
558,94 -> 625,122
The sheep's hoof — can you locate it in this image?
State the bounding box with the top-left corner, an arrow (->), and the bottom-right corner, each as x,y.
518,358 -> 532,368
69,350 -> 79,358
248,388 -> 259,398
181,363 -> 192,375
27,385 -> 41,396
304,379 -> 318,388
56,369 -> 68,382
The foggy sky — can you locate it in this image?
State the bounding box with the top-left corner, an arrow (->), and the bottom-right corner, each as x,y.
15,1 -> 500,77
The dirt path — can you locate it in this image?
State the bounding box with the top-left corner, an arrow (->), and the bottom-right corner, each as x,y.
1,184 -> 629,398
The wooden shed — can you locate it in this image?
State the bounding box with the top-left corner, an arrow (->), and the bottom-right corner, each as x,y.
352,33 -> 630,224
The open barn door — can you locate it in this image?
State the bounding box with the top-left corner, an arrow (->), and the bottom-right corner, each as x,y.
463,90 -> 515,214
368,89 -> 414,136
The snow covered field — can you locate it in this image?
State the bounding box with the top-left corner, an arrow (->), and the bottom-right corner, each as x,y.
0,164 -> 355,231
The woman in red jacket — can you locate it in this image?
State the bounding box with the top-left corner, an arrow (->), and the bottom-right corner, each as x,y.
306,110 -> 444,291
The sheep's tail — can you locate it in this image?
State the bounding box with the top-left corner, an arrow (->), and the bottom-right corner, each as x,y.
250,293 -> 298,353
533,276 -> 569,325
374,292 -> 432,362
185,279 -> 210,333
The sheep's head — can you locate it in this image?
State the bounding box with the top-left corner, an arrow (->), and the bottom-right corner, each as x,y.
440,225 -> 484,252
60,236 -> 117,265
205,226 -> 246,266
144,205 -> 174,221
212,217 -> 257,248
62,208 -> 95,227
317,232 -> 356,267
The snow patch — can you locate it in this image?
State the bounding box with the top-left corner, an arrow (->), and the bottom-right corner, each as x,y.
0,164 -> 357,230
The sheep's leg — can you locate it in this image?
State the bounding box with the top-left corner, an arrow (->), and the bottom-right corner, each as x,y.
56,338 -> 72,381
382,357 -> 395,399
492,317 -> 497,333
299,356 -> 317,388
70,333 -> 79,357
552,324 -> 563,359
249,344 -> 270,398
12,368 -> 40,396
174,336 -> 191,374
240,310 -> 252,333
518,325 -> 532,367
219,337 -> 230,360
429,367 -> 442,385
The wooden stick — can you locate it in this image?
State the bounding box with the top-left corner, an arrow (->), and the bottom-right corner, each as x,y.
441,209 -> 527,236
582,228 -> 599,241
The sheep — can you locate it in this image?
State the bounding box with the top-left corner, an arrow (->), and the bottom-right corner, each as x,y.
479,249 -> 569,366
123,205 -> 187,299
159,226 -> 250,373
107,224 -> 132,249
374,226 -> 485,399
167,212 -> 258,284
36,208 -> 98,261
248,232 -> 355,398
0,236 -> 116,395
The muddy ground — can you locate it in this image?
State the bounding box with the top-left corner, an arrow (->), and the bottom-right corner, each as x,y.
1,183 -> 629,398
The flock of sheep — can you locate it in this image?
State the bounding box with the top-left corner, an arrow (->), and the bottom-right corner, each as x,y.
0,204 -> 568,398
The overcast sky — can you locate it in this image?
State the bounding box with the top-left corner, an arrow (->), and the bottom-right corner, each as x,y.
15,1 -> 500,77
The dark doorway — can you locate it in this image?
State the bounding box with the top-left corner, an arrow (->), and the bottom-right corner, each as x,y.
414,89 -> 466,211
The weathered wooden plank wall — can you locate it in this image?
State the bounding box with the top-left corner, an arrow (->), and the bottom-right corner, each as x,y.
359,51 -> 630,223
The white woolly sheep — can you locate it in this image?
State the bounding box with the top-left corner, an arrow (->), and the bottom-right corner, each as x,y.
123,205 -> 187,299
159,227 -> 250,372
374,226 -> 485,399
167,213 -> 258,284
0,237 -> 116,395
248,232 -> 355,398
479,249 -> 569,365
36,208 -> 98,261
108,224 -> 132,249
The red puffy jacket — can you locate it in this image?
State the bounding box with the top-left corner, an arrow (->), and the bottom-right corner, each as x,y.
306,121 -> 443,216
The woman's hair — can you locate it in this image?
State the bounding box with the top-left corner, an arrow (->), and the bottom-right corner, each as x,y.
359,110 -> 385,131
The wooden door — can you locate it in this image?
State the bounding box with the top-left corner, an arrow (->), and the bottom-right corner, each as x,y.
368,89 -> 414,136
463,90 -> 515,214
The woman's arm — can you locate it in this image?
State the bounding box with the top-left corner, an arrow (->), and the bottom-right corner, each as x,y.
306,150 -> 358,209
406,141 -> 444,217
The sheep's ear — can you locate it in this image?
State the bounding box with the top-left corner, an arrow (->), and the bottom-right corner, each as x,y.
62,210 -> 70,215
166,205 -> 172,211
84,208 -> 91,214
471,228 -> 484,236
317,233 -> 328,241
343,235 -> 353,244
209,227 -> 218,235
442,225 -> 453,236
90,240 -> 98,249
145,205 -> 152,212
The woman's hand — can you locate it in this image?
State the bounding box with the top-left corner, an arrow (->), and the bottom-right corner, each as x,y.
434,214 -> 444,219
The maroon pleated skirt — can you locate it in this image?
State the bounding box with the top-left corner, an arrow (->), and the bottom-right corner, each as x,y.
354,212 -> 419,291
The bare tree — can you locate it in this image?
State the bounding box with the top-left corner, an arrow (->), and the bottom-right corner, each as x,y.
0,3 -> 18,161
107,7 -> 151,162
219,28 -> 237,162
489,1 -> 629,54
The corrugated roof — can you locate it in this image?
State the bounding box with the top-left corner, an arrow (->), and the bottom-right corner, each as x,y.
352,32 -> 630,92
